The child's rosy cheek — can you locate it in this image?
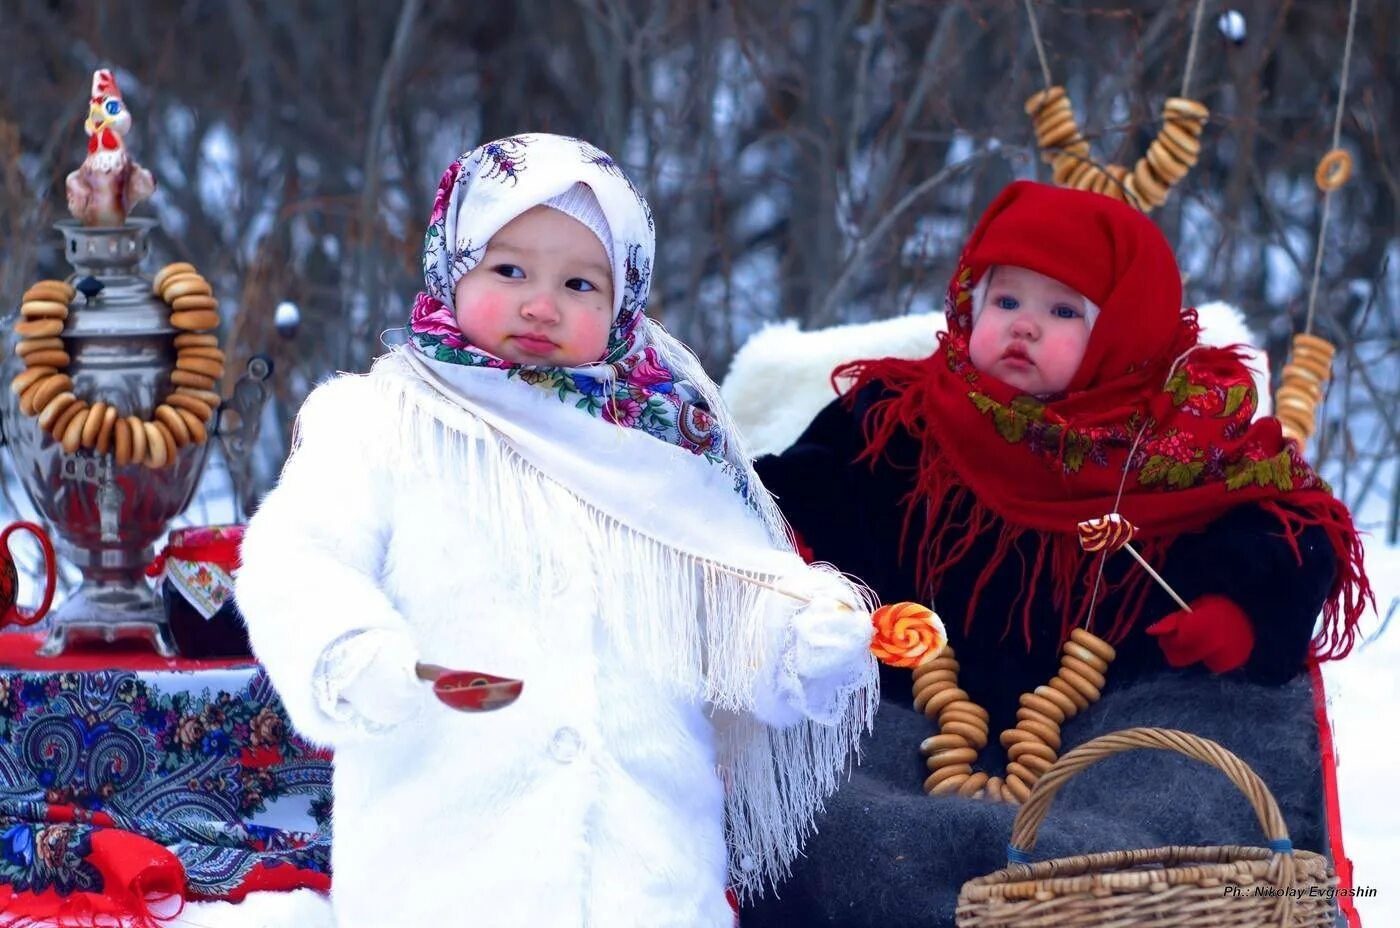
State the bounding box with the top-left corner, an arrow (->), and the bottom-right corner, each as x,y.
458,291 -> 509,324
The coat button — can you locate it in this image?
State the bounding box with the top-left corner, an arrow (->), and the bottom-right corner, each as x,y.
549,727 -> 581,763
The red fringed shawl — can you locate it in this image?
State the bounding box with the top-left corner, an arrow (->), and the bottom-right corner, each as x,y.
835,181 -> 1371,659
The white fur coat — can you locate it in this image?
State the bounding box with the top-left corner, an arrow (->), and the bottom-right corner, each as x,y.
721,301 -> 1271,457
234,357 -> 875,928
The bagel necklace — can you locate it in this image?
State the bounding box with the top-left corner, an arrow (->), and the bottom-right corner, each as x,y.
11,262 -> 224,469
910,516 -> 1154,805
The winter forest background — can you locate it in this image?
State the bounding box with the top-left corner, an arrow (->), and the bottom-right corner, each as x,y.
1,0 -> 1396,523
0,0 -> 1397,922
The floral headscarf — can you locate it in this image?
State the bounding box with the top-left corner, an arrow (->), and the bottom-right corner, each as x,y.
408,133 -> 738,478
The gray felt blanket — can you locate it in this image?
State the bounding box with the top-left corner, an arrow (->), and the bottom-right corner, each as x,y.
741,670 -> 1334,927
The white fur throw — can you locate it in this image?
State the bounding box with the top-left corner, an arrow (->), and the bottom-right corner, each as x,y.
721,301 -> 1272,458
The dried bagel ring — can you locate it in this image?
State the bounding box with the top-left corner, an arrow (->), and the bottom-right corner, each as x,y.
1018,692 -> 1065,724
929,772 -> 972,796
1314,149 -> 1352,192
1005,760 -> 1040,786
926,763 -> 974,788
1058,666 -> 1102,702
1008,739 -> 1058,766
1035,684 -> 1079,719
940,710 -> 988,733
126,416 -> 148,463
152,421 -> 179,468
80,401 -> 108,447
29,374 -> 74,414
1016,752 -> 1055,776
154,404 -> 191,447
114,418 -> 133,467
1060,640 -> 1108,671
957,771 -> 990,798
143,421 -> 168,469
36,392 -> 77,430
999,728 -> 1040,750
1048,675 -> 1091,711
920,733 -> 970,754
927,746 -> 979,769
923,687 -> 969,718
95,405 -> 119,454
175,407 -> 208,444
1016,706 -> 1059,730
50,400 -> 88,440
913,679 -> 956,714
61,407 -> 90,454
1016,717 -> 1061,751
1069,628 -> 1116,663
1059,654 -> 1107,689
1003,774 -> 1032,803
11,366 -> 56,395
942,720 -> 987,749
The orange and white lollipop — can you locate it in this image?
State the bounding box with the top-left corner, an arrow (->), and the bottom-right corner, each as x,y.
870,602 -> 947,668
1077,512 -> 1136,553
1076,512 -> 1192,612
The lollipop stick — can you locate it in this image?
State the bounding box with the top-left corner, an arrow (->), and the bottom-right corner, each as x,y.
704,561 -> 815,604
1122,543 -> 1192,612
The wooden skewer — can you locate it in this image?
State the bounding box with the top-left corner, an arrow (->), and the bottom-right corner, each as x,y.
1121,543 -> 1192,612
704,560 -> 816,604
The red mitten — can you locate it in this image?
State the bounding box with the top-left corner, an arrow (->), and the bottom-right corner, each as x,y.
1146,595 -> 1255,673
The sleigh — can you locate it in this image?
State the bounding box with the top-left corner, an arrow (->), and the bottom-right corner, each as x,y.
721,311 -> 1358,928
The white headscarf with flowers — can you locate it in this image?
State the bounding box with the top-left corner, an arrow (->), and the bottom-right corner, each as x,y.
367,133 -> 875,899
407,132 -> 760,500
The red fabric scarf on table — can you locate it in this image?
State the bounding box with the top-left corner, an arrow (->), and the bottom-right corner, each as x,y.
835,181 -> 1370,657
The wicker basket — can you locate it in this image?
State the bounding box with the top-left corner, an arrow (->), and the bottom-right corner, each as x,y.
956,727 -> 1338,927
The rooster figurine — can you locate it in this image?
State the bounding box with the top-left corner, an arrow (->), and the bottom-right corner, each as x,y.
65,69 -> 155,227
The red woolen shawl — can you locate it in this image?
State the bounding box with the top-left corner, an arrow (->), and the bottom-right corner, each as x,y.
835,181 -> 1370,658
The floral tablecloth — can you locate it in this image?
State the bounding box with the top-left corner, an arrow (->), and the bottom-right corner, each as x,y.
0,634 -> 331,924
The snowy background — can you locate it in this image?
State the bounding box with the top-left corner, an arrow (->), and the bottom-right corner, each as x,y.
0,2 -> 1395,925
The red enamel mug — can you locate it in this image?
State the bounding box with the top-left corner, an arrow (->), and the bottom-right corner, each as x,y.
0,521 -> 58,628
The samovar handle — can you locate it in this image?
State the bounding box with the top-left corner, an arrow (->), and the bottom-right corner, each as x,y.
216,354 -> 275,522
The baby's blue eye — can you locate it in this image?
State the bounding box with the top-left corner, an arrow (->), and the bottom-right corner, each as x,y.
493,264 -> 524,279
1052,304 -> 1081,319
996,296 -> 1019,310
566,278 -> 597,293
105,100 -> 121,116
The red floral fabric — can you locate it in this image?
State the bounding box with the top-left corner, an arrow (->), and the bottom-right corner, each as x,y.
836,181 -> 1370,656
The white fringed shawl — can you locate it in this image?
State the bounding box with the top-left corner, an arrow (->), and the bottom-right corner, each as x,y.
341,347 -> 877,897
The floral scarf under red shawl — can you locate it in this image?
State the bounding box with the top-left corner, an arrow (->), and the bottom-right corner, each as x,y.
835,181 -> 1370,659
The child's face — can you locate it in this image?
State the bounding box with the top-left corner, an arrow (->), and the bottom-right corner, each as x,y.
968,265 -> 1092,395
454,206 -> 614,366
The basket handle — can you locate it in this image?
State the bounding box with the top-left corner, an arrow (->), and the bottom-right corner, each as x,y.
1007,727 -> 1295,859
1004,728 -> 1302,926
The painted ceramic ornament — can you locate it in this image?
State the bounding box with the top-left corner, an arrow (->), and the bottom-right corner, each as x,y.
65,69 -> 156,227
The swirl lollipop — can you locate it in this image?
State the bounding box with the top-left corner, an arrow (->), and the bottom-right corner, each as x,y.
1076,512 -> 1136,553
870,602 -> 947,668
1076,512 -> 1190,611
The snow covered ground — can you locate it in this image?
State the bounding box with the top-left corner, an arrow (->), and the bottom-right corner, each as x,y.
1321,533 -> 1400,927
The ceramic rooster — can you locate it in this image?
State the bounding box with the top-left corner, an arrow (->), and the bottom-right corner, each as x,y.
65,69 -> 155,227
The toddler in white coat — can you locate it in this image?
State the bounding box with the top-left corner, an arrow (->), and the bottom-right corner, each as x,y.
235,133 -> 878,928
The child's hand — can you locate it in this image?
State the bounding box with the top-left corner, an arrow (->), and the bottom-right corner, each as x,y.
1145,594 -> 1255,673
332,631 -> 424,728
792,595 -> 873,683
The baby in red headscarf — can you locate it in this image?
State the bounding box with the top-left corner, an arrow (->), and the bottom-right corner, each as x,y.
755,181 -> 1371,729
